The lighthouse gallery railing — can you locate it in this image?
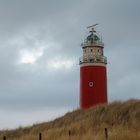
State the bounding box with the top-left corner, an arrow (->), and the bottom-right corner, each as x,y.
79,56 -> 107,64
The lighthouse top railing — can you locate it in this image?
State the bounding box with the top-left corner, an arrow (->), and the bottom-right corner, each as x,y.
81,41 -> 104,48
81,31 -> 104,48
79,55 -> 107,65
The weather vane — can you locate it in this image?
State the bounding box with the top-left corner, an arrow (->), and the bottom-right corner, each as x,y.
87,23 -> 99,33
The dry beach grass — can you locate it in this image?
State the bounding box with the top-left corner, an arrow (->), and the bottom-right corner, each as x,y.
0,99 -> 140,140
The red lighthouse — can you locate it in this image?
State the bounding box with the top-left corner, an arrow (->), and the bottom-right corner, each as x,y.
79,24 -> 108,109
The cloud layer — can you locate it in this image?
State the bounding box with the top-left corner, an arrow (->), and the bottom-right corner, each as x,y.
0,0 -> 140,129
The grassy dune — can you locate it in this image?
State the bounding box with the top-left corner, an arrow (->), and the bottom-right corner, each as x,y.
0,99 -> 140,140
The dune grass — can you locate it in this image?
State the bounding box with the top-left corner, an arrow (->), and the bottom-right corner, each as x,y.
0,99 -> 140,140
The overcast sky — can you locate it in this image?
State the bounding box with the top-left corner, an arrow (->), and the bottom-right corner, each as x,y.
0,0 -> 140,129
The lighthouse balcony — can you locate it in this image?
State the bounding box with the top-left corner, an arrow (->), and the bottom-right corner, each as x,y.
81,41 -> 104,48
79,56 -> 107,64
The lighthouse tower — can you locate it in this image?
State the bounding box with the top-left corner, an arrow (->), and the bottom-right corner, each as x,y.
79,24 -> 108,109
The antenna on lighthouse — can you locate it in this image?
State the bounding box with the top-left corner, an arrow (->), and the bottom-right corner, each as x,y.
87,23 -> 99,33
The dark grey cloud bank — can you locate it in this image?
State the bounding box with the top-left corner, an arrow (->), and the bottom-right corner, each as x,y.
0,0 -> 140,129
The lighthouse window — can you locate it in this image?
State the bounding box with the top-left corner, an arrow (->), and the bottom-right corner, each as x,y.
91,49 -> 93,52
